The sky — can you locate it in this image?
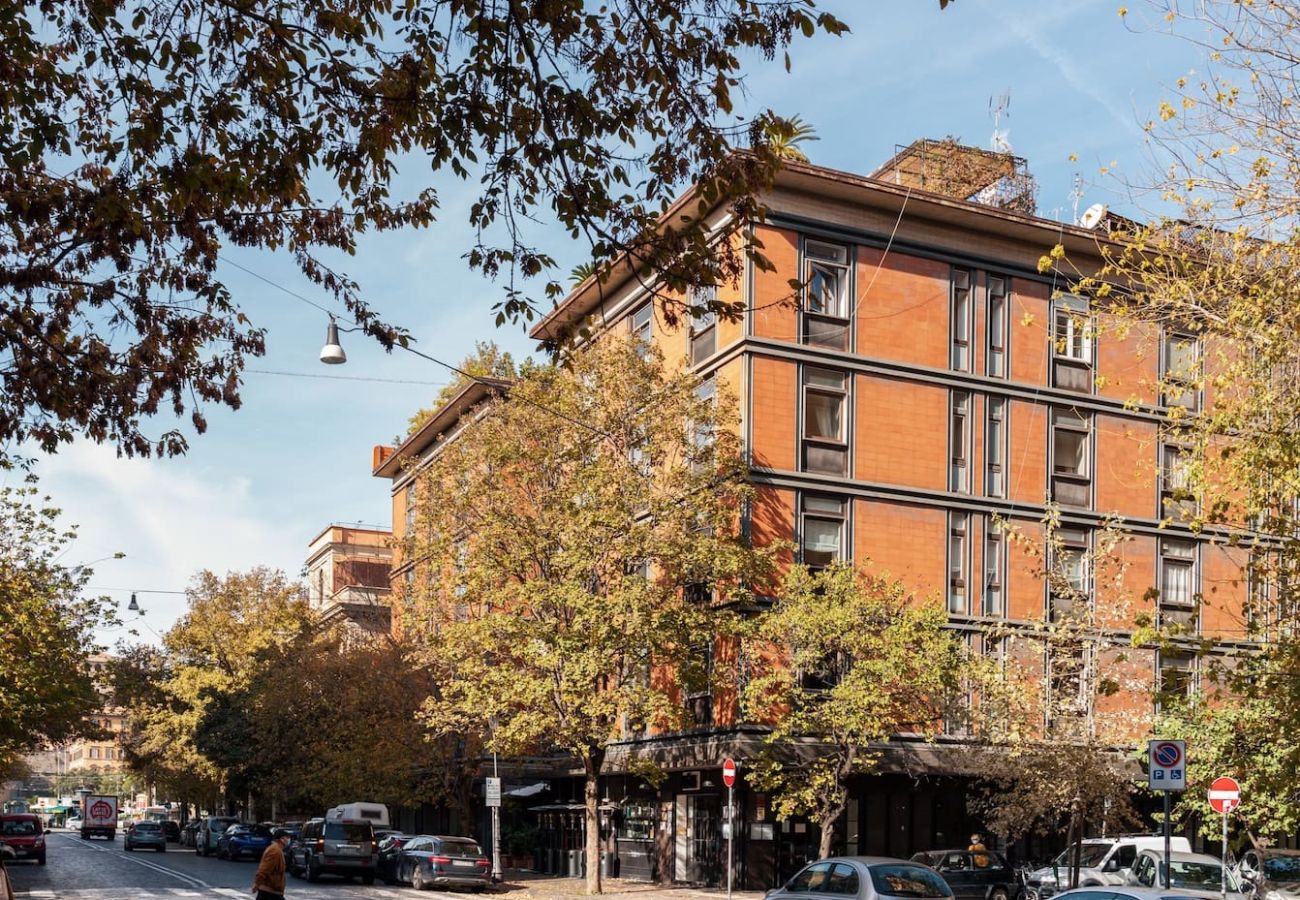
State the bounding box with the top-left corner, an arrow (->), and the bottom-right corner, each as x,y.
19,0 -> 1207,647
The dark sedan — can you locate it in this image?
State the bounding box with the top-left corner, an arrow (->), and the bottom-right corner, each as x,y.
912,850 -> 1022,900
377,833 -> 413,885
161,820 -> 180,843
124,821 -> 167,853
397,835 -> 491,891
217,824 -> 273,860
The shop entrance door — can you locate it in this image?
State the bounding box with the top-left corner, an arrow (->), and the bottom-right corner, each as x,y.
688,795 -> 721,884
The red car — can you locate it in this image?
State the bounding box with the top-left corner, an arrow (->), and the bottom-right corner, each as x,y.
0,813 -> 48,865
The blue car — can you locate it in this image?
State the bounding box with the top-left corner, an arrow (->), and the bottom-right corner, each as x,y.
216,824 -> 273,861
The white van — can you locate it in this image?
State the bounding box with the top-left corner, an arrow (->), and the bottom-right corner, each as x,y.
325,802 -> 389,829
1027,835 -> 1193,898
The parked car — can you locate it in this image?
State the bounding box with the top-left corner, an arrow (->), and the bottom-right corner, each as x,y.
768,857 -> 955,900
124,820 -> 167,853
0,814 -> 48,865
196,816 -> 240,856
1026,836 -> 1193,898
1238,847 -> 1300,900
1128,849 -> 1247,899
394,835 -> 491,892
217,824 -> 273,861
288,816 -> 377,883
912,849 -> 1023,900
64,816 -> 82,832
180,821 -> 200,847
377,834 -> 413,885
1054,887 -> 1239,900
160,820 -> 180,843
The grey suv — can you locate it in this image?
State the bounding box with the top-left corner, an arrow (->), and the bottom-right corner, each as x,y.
289,817 -> 376,884
195,816 -> 239,857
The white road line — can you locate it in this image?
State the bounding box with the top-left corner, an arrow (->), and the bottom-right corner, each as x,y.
51,834 -> 211,890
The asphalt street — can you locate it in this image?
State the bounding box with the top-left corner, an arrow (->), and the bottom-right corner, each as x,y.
4,829 -> 439,899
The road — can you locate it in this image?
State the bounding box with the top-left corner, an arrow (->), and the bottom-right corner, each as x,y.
4,829 -> 434,899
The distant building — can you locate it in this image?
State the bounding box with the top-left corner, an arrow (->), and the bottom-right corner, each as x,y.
304,523 -> 393,638
66,655 -> 128,774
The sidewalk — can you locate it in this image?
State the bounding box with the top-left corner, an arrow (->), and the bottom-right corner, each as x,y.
497,871 -> 765,900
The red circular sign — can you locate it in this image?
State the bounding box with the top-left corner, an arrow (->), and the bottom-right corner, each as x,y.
89,800 -> 112,820
1209,776 -> 1241,814
722,758 -> 737,788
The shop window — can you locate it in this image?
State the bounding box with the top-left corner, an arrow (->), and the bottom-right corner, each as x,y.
986,396 -> 1007,497
800,495 -> 846,570
949,391 -> 970,492
1051,408 -> 1091,508
689,286 -> 717,366
948,513 -> 969,614
630,303 -> 653,358
1052,294 -> 1093,392
803,240 -> 850,350
802,367 -> 848,476
984,522 -> 1005,617
951,268 -> 973,371
987,274 -> 1009,377
1162,331 -> 1201,412
1159,539 -> 1197,630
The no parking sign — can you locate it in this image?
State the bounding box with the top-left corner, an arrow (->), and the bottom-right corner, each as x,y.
1148,739 -> 1187,791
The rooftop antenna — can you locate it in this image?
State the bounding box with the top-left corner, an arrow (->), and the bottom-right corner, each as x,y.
990,92 -> 1012,153
1071,172 -> 1085,225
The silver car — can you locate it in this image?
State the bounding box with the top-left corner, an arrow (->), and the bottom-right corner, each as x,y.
767,857 -> 956,900
1129,849 -> 1248,900
1055,886 -> 1241,900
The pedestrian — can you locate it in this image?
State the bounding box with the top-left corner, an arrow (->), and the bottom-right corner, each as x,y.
252,828 -> 292,900
968,833 -> 990,869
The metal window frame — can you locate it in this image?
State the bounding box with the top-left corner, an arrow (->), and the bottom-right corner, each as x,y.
800,365 -> 851,476
800,237 -> 853,351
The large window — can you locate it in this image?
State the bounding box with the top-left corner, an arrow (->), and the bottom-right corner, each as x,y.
950,391 -> 970,492
1051,408 -> 1092,507
630,303 -> 653,358
800,495 -> 846,569
803,239 -> 850,350
983,521 -> 1005,617
689,287 -> 717,366
987,274 -> 1009,377
693,376 -> 716,453
1160,443 -> 1195,519
986,396 -> 1007,498
951,268 -> 973,371
1052,294 -> 1093,392
948,513 -> 969,614
1162,332 -> 1201,412
1158,651 -> 1196,706
1047,647 -> 1088,733
1050,526 -> 1090,619
1159,539 -> 1198,630
802,367 -> 848,476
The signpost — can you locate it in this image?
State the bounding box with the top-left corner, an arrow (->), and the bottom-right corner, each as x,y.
1148,740 -> 1187,890
486,773 -> 502,882
1208,777 -> 1241,900
722,759 -> 737,900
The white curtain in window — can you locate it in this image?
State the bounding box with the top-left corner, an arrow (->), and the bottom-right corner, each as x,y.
805,392 -> 842,440
1163,560 -> 1193,606
804,519 -> 841,554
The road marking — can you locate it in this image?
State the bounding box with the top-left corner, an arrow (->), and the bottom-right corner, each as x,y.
50,834 -> 210,890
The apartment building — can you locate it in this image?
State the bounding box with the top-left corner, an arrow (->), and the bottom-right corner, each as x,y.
375,141 -> 1251,887
303,523 -> 393,638
65,656 -> 129,774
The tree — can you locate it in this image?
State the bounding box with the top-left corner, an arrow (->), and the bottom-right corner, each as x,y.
741,562 -> 967,859
404,338 -> 772,893
0,0 -> 853,462
405,341 -> 519,436
761,114 -> 820,163
0,479 -> 116,771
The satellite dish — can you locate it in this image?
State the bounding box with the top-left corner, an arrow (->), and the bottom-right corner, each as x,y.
1080,203 -> 1108,230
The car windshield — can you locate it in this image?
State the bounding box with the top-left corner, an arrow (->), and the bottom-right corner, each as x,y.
210,818 -> 237,828
324,822 -> 372,842
134,823 -> 160,831
1265,858 -> 1300,882
249,826 -> 272,837
2,821 -> 38,836
440,840 -> 483,857
1161,861 -> 1236,890
868,864 -> 953,898
1052,844 -> 1112,869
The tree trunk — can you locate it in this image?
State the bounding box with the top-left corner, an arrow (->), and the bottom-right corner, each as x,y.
585,754 -> 604,894
818,752 -> 854,860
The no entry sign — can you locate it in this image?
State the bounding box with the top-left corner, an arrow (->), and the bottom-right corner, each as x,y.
1208,776 -> 1241,814
722,758 -> 737,788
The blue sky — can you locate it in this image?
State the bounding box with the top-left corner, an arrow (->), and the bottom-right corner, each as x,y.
23,0 -> 1203,646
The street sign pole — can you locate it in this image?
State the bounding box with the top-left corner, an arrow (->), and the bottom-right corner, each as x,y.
722,758 -> 737,900
1148,739 -> 1186,891
1221,807 -> 1228,900
488,755 -> 502,883
1208,776 -> 1241,900
1163,791 -> 1171,890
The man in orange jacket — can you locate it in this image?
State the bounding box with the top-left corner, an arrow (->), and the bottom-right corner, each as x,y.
253,828 -> 292,900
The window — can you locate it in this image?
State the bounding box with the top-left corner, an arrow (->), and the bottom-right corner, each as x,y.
802,367 -> 848,476
827,864 -> 861,895
803,240 -> 850,350
1159,539 -> 1197,630
951,268 -> 973,370
987,275 -> 1009,377
787,863 -> 834,893
630,303 -> 653,358
1046,647 -> 1087,731
984,522 -> 1005,617
689,286 -> 717,366
692,376 -> 716,454
90,748 -> 99,760
1158,651 -> 1196,704
950,391 -> 970,492
986,397 -> 1007,497
948,513 -> 969,614
1160,443 -> 1195,519
1052,294 -> 1093,392
1050,527 -> 1090,619
404,484 -> 418,533
801,495 -> 846,569
1162,332 -> 1201,411
685,640 -> 714,727
1051,408 -> 1091,507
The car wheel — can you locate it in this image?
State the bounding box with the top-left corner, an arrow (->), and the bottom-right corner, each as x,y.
307,857 -> 321,883
991,888 -> 1009,900
413,866 -> 427,891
